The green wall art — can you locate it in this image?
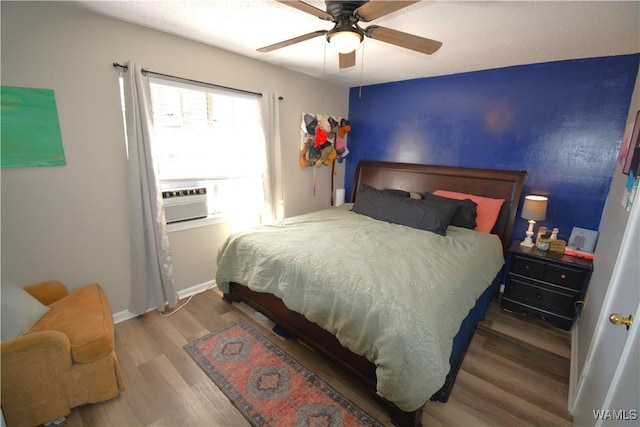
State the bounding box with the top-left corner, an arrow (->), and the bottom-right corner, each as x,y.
1,86 -> 66,168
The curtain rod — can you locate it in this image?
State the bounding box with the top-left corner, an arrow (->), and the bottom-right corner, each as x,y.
112,62 -> 283,100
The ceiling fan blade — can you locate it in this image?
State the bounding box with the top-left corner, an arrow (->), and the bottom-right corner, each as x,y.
366,25 -> 442,54
339,51 -> 356,69
276,0 -> 333,20
355,1 -> 420,22
257,30 -> 327,53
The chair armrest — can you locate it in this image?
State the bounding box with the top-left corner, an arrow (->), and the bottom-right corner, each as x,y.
1,331 -> 73,425
1,330 -> 72,376
23,280 -> 68,305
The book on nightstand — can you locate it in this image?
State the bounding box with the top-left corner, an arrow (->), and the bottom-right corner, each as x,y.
564,247 -> 595,260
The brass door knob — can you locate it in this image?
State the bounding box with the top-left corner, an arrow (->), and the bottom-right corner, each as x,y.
609,313 -> 634,330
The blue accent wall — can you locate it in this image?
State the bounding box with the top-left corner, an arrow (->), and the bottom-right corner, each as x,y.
346,55 -> 639,243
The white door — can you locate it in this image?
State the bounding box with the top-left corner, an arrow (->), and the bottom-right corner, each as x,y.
602,322 -> 639,425
572,192 -> 640,426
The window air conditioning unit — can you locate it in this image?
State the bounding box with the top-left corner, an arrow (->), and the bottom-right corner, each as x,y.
162,187 -> 208,223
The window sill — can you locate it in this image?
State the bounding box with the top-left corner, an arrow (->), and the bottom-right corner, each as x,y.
166,214 -> 231,233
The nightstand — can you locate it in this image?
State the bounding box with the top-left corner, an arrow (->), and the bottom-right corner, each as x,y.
501,241 -> 593,330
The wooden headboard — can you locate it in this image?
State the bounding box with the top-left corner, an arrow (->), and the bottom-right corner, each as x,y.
350,161 -> 527,252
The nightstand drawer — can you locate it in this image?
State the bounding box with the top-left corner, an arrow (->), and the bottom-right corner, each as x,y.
501,298 -> 574,330
512,256 -> 546,280
505,279 -> 577,316
543,264 -> 585,290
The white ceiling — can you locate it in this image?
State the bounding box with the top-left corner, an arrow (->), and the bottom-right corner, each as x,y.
73,0 -> 640,87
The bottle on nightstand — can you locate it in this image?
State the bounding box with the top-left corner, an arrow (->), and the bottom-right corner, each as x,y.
536,226 -> 547,245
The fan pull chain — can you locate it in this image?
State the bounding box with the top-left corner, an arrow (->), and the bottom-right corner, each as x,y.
359,39 -> 366,98
321,38 -> 327,112
311,40 -> 326,198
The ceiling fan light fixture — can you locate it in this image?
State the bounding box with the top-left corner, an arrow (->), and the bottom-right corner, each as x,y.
327,29 -> 363,54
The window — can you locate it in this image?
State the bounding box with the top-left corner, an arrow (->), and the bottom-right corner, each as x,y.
148,77 -> 266,219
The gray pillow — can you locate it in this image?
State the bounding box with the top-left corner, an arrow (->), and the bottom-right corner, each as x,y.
1,278 -> 50,341
352,185 -> 457,235
383,188 -> 410,198
423,192 -> 478,229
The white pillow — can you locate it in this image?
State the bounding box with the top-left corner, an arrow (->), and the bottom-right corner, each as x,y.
1,278 -> 50,341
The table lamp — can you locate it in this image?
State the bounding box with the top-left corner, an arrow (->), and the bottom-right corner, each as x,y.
520,195 -> 548,247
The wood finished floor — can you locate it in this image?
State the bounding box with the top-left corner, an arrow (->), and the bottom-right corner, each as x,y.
61,289 -> 573,427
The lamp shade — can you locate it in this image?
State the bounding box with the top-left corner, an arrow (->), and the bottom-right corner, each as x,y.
521,195 -> 548,221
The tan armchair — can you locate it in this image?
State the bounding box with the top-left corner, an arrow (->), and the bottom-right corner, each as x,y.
1,281 -> 125,427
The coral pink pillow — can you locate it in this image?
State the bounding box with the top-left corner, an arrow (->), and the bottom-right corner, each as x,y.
433,190 -> 505,233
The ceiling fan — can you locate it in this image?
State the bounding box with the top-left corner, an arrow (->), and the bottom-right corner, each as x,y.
257,0 -> 442,69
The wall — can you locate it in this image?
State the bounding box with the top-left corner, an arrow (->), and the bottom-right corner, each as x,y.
0,1 -> 349,313
574,64 -> 639,393
345,55 -> 640,242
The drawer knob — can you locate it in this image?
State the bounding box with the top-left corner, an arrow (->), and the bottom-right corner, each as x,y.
560,274 -> 567,279
536,293 -> 542,300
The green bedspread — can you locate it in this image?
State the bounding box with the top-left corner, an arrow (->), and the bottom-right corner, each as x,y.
216,204 -> 504,411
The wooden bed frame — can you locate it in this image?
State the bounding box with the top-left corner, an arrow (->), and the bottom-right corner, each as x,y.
223,161 -> 526,426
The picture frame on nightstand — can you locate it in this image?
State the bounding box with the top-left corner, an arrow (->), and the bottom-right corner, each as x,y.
567,227 -> 599,253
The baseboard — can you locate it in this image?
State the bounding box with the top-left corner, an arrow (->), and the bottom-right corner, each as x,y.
567,322 -> 579,414
112,279 -> 217,324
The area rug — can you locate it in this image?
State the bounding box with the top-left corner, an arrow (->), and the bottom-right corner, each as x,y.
184,319 -> 383,427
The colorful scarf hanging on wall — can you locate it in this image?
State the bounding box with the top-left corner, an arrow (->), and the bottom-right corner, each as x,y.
299,113 -> 351,169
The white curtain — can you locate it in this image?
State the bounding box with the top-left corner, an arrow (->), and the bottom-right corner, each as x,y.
259,92 -> 284,223
120,62 -> 178,314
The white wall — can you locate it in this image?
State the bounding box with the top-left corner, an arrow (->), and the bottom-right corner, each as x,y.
575,65 -> 640,379
0,1 -> 349,313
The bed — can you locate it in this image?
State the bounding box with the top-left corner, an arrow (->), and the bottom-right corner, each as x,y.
217,160 -> 526,426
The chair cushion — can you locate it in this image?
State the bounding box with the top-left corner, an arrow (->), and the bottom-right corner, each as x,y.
1,278 -> 50,341
25,284 -> 115,363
